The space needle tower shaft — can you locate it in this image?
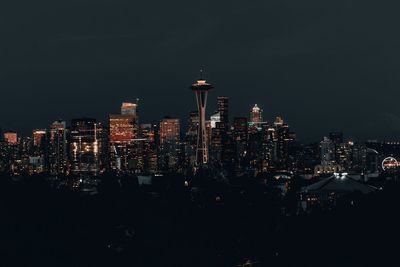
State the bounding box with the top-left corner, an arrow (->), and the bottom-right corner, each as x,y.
190,70 -> 213,166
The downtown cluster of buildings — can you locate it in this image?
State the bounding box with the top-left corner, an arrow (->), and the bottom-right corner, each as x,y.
0,99 -> 295,177
0,77 -> 398,179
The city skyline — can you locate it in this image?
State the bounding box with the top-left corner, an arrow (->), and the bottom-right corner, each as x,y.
2,2 -> 400,266
1,87 -> 399,143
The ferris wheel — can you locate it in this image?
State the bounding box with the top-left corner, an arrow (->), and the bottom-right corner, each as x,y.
381,157 -> 399,171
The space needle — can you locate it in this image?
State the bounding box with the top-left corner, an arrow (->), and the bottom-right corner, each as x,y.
191,69 -> 213,167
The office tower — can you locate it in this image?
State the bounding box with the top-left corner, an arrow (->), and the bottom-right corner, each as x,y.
314,136 -> 344,175
109,114 -> 138,172
233,117 -> 248,174
250,104 -> 263,124
191,72 -> 213,166
49,120 -> 68,175
70,118 -> 103,176
160,118 -> 180,146
217,96 -> 229,128
4,131 -> 18,145
259,124 -> 275,172
109,101 -> 141,172
210,125 -> 223,164
211,96 -> 233,167
121,102 -> 138,117
329,132 -> 344,164
33,129 -> 47,147
184,111 -> 199,169
140,124 -> 158,173
159,117 -> 181,172
210,112 -> 221,129
320,137 -> 335,166
31,129 -> 47,173
233,117 -> 248,156
349,143 -> 368,173
273,117 -> 295,170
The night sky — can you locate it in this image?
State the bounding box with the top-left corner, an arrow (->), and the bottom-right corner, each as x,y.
1,0 -> 400,142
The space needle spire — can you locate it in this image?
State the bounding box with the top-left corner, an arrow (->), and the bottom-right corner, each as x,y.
190,69 -> 213,166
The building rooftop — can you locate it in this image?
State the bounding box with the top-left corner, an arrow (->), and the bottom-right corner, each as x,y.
302,173 -> 379,194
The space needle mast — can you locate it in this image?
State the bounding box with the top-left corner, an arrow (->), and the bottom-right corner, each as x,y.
190,69 -> 213,167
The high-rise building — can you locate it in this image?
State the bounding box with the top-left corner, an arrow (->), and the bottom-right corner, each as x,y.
70,118 -> 103,175
233,117 -> 248,174
121,102 -> 138,117
140,124 -> 158,173
33,129 -> 47,147
190,72 -> 213,166
329,132 -> 344,164
4,131 -> 18,145
210,112 -> 221,129
271,117 -> 296,170
159,117 -> 181,172
109,115 -> 137,143
109,114 -> 138,172
217,96 -> 229,127
160,118 -> 180,145
250,104 -> 263,124
49,120 -> 68,175
259,124 -> 275,172
31,129 -> 47,172
320,137 -> 335,166
211,96 -> 234,167
184,111 -> 199,170
109,101 -> 142,173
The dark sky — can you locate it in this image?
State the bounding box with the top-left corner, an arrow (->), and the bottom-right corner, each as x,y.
1,0 -> 400,142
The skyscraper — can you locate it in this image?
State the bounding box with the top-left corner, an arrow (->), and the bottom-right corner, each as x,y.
49,120 -> 68,175
184,111 -> 200,169
70,118 -> 103,175
320,137 -> 335,166
3,131 -> 18,145
109,114 -> 137,171
233,117 -> 248,174
190,71 -> 213,166
140,124 -> 158,173
250,104 -> 263,124
121,102 -> 138,117
33,129 -> 47,147
109,101 -> 141,172
159,117 -> 181,172
217,96 -> 229,128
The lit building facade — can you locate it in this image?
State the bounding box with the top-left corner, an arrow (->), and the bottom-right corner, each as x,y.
109,114 -> 134,171
49,120 -> 68,175
159,117 -> 181,172
121,102 -> 138,116
70,118 -> 103,175
250,104 -> 263,124
140,124 -> 158,173
4,131 -> 18,145
184,111 -> 199,170
233,117 -> 248,175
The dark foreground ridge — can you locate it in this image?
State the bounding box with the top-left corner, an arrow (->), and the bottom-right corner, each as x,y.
0,173 -> 399,267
